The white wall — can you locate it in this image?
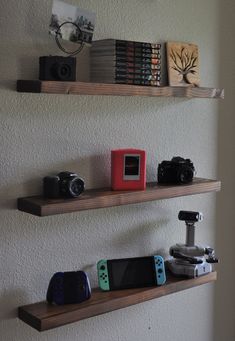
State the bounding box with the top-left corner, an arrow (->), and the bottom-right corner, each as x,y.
0,1 -> 222,341
214,1 -> 235,340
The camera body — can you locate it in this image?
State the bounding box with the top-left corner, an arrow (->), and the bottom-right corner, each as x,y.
39,56 -> 76,81
158,156 -> 195,184
43,171 -> 84,199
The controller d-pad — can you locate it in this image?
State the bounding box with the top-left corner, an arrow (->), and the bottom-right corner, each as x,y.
101,273 -> 108,280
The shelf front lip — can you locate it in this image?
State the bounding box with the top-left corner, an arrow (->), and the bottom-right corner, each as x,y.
18,271 -> 217,332
17,178 -> 221,217
16,80 -> 225,99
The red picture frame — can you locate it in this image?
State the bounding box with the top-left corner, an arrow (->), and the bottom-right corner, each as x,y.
111,149 -> 146,190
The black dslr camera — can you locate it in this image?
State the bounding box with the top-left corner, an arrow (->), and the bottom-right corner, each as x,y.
43,172 -> 84,199
157,156 -> 195,184
39,56 -> 76,81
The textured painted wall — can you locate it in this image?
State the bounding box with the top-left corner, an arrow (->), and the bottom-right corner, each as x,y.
214,1 -> 235,340
0,1 -> 220,340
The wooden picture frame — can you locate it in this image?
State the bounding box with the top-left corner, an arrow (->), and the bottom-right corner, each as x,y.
167,42 -> 200,87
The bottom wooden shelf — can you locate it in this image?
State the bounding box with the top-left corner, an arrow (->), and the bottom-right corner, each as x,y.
18,272 -> 216,332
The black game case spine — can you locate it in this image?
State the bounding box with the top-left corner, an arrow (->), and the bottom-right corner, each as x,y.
91,51 -> 161,59
92,39 -> 161,49
91,67 -> 161,76
91,62 -> 161,70
91,57 -> 161,70
116,79 -> 161,86
91,73 -> 161,81
116,74 -> 161,81
115,40 -> 161,49
91,56 -> 161,64
91,46 -> 161,53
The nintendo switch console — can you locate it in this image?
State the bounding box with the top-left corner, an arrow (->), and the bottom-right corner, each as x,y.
111,149 -> 146,190
97,255 -> 166,291
46,271 -> 91,305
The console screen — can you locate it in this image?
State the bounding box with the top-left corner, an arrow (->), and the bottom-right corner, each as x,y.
109,257 -> 155,290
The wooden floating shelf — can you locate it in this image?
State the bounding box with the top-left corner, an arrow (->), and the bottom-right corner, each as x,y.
16,80 -> 224,99
17,178 -> 221,217
18,271 -> 217,332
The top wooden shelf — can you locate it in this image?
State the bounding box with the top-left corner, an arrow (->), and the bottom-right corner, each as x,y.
17,80 -> 224,99
17,178 -> 221,217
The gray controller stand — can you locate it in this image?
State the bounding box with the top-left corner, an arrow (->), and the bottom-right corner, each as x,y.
167,220 -> 212,278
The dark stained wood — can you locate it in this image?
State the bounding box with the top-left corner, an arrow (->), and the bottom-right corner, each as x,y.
17,80 -> 42,93
16,80 -> 224,99
17,178 -> 221,217
18,272 -> 217,332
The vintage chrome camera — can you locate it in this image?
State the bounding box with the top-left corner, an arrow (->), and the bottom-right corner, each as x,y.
43,171 -> 84,199
39,56 -> 76,81
166,210 -> 218,278
158,156 -> 195,184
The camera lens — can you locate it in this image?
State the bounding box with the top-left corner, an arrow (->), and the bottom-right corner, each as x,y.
178,167 -> 194,184
59,64 -> 71,78
59,174 -> 85,198
69,178 -> 85,197
52,62 -> 72,81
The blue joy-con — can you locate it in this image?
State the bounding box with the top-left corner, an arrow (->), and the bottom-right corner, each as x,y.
97,259 -> 110,291
154,255 -> 166,285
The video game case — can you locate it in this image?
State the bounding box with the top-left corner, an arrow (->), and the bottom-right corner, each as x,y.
118,79 -> 160,86
92,39 -> 161,50
91,55 -> 160,65
91,71 -> 162,81
90,47 -> 161,55
90,67 -> 161,76
91,78 -> 161,86
91,51 -> 161,60
91,46 -> 161,56
91,61 -> 161,70
91,72 -> 161,81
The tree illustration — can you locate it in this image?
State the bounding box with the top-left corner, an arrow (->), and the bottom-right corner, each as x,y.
170,47 -> 198,85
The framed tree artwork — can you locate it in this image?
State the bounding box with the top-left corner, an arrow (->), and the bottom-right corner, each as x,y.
166,42 -> 200,87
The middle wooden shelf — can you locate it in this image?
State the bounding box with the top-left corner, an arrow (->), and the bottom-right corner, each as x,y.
17,177 -> 221,217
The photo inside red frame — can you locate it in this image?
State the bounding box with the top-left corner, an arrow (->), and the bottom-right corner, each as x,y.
123,154 -> 140,180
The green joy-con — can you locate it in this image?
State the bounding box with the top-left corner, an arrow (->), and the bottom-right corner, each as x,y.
97,259 -> 110,291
